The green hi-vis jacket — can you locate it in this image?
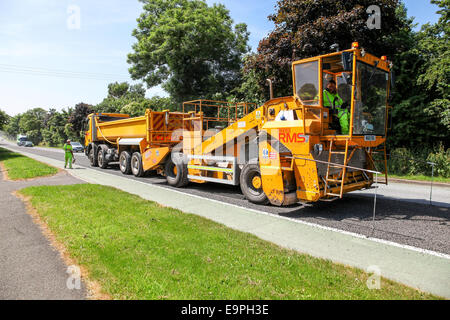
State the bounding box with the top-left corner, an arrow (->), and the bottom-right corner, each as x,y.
323,90 -> 350,135
63,144 -> 73,154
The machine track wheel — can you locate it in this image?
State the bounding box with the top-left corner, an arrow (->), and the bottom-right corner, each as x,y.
240,164 -> 269,205
89,145 -> 98,167
165,155 -> 188,188
119,151 -> 132,175
97,145 -> 109,169
131,152 -> 145,177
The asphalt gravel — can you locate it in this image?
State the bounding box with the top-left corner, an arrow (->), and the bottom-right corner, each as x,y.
2,141 -> 449,255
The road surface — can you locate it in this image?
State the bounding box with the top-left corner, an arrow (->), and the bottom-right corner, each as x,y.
2,140 -> 449,256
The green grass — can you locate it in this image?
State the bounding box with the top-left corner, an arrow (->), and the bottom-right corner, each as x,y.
0,147 -> 58,180
389,174 -> 450,184
20,184 -> 438,300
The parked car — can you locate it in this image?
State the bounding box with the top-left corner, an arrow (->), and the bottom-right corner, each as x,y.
71,142 -> 84,153
24,141 -> 34,147
17,135 -> 28,146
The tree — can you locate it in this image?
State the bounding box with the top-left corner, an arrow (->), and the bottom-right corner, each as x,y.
0,109 -> 10,131
68,103 -> 94,141
247,0 -> 407,98
108,82 -> 130,99
120,96 -> 176,116
416,0 -> 450,134
96,82 -> 148,114
18,108 -> 47,144
388,0 -> 449,149
128,0 -> 250,103
229,55 -> 266,105
4,114 -> 22,138
42,109 -> 68,146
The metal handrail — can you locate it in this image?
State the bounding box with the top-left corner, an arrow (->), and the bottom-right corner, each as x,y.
286,154 -> 381,237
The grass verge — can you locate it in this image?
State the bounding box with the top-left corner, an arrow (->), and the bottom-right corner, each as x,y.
20,184 -> 438,300
0,147 -> 58,180
389,174 -> 450,184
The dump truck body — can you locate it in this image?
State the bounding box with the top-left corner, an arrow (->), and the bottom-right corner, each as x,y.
84,109 -> 194,175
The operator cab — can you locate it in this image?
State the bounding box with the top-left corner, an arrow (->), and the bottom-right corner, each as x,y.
292,42 -> 392,140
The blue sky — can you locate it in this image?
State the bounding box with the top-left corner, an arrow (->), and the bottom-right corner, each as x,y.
0,0 -> 440,116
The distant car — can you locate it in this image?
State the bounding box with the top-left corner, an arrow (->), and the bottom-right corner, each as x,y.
24,141 -> 34,147
71,142 -> 84,153
17,136 -> 28,146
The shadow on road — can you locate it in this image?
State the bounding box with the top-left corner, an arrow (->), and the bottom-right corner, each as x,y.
0,147 -> 23,161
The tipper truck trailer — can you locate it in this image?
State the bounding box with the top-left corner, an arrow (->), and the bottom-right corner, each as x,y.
85,43 -> 393,206
84,109 -> 196,177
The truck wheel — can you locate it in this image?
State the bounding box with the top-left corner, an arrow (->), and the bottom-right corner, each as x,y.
131,152 -> 145,177
165,156 -> 188,187
119,151 -> 132,175
89,146 -> 98,167
240,164 -> 269,205
97,145 -> 109,169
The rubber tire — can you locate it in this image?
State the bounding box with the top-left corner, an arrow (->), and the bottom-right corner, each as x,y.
131,152 -> 145,177
240,163 -> 269,205
97,145 -> 109,169
119,151 -> 132,175
89,146 -> 98,167
165,156 -> 188,188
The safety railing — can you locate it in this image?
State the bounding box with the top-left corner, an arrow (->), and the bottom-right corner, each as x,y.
182,100 -> 257,131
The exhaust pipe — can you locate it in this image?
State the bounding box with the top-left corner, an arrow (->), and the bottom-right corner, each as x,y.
266,79 -> 273,100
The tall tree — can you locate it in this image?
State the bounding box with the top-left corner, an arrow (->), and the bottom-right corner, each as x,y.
120,96 -> 176,117
18,108 -> 47,144
4,114 -> 22,138
416,0 -> 450,134
247,0 -> 407,98
96,82 -> 148,114
0,109 -> 9,131
128,0 -> 250,104
68,103 -> 94,141
42,109 -> 68,146
388,0 -> 449,149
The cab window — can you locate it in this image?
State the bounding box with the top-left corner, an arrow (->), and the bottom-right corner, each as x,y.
294,61 -> 319,106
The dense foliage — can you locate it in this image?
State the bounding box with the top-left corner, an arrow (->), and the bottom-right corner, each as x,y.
0,109 -> 9,130
246,0 -> 406,99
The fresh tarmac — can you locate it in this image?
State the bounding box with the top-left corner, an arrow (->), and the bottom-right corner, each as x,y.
1,140 -> 449,298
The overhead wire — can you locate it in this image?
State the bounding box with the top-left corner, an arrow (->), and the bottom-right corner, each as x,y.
0,63 -> 131,81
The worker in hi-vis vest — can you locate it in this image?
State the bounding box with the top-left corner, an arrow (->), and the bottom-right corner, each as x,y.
323,80 -> 350,135
63,139 -> 74,169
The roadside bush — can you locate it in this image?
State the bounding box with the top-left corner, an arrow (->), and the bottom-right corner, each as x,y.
387,145 -> 450,178
427,145 -> 450,178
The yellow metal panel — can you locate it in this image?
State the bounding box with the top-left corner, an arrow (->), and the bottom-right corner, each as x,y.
142,147 -> 170,171
259,139 -> 284,206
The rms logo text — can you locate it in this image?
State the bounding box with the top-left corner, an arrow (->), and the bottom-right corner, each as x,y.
279,129 -> 309,144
